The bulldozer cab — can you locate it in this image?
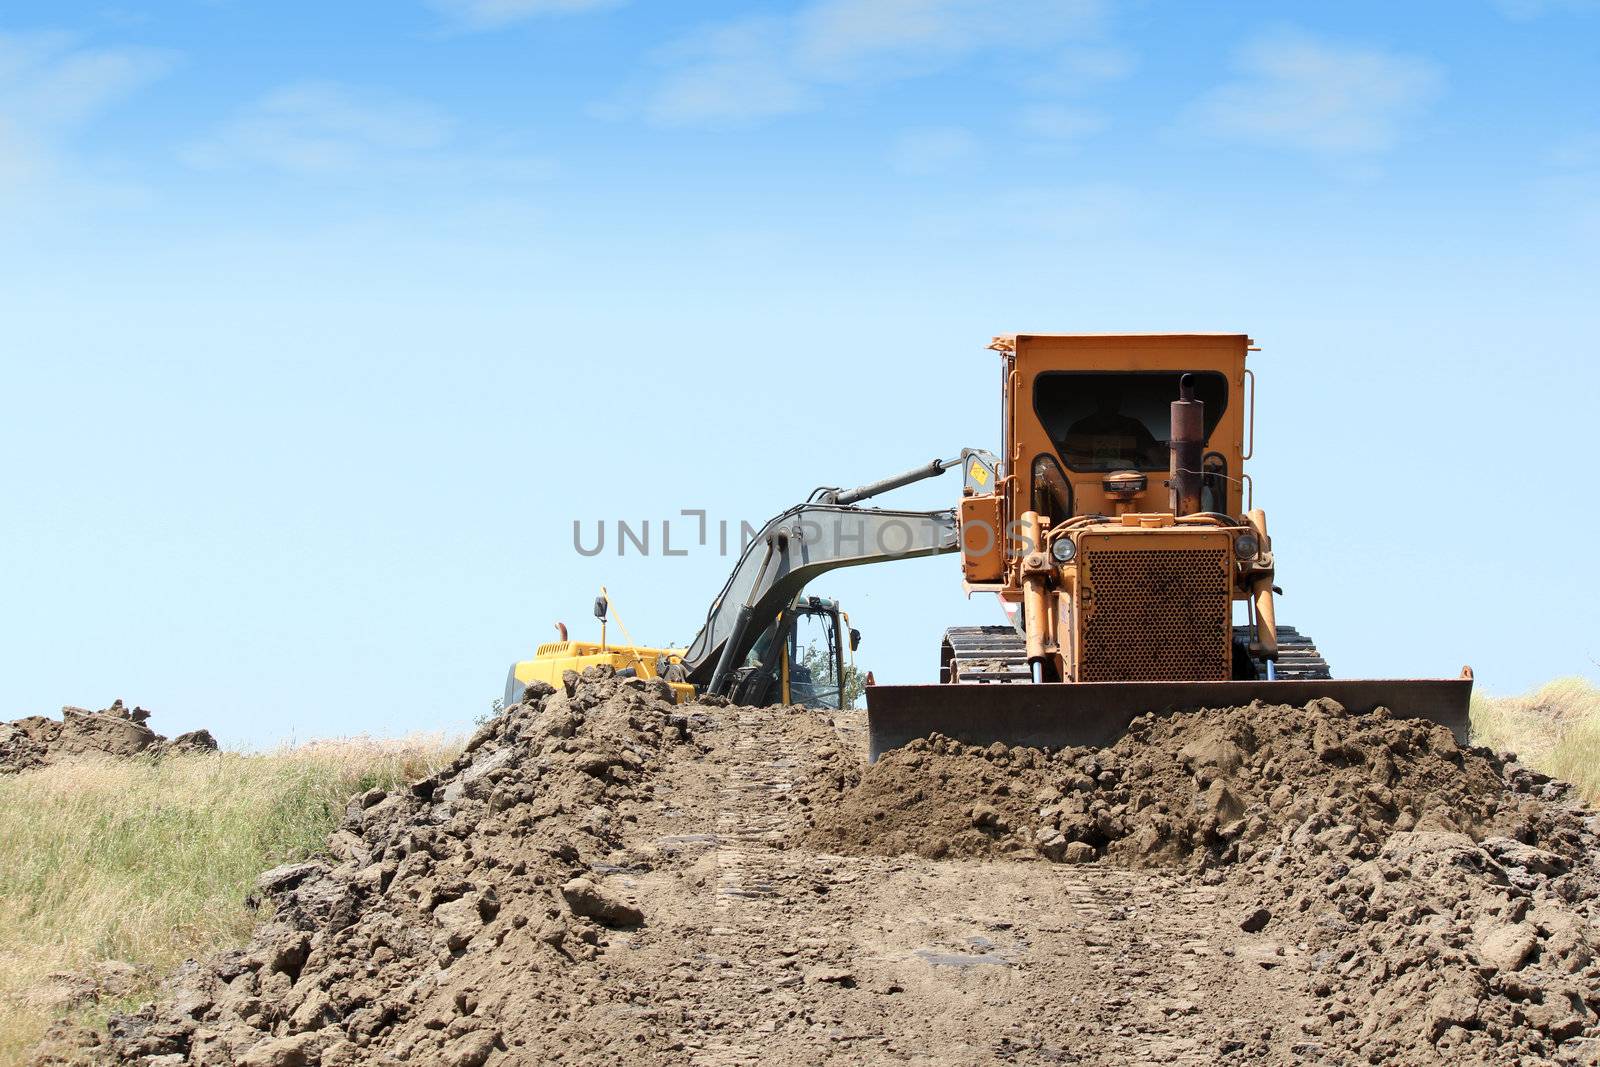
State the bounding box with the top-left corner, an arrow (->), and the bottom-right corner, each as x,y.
1004,334 -> 1251,524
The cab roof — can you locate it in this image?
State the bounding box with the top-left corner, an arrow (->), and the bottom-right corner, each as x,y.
991,332 -> 1253,351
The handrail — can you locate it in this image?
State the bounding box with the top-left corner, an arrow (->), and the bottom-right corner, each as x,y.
1242,367 -> 1256,462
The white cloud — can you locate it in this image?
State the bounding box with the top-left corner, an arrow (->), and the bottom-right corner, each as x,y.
1188,30 -> 1441,156
183,83 -> 453,175
794,0 -> 1095,77
887,126 -> 976,174
181,83 -> 555,191
642,0 -> 1104,126
1023,44 -> 1133,94
1016,103 -> 1106,141
645,18 -> 814,125
428,0 -> 625,29
0,31 -> 173,200
0,31 -> 172,127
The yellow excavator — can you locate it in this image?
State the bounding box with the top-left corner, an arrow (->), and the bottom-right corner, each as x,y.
503,589 -> 863,711
508,333 -> 1472,758
503,459 -> 968,711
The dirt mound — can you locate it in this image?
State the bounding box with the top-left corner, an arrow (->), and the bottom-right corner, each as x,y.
31,685 -> 1599,1065
804,698 -> 1600,1061
804,699 -> 1566,867
40,668 -> 706,1065
1,700 -> 217,774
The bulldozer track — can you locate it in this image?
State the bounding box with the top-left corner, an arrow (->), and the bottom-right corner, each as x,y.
1247,625 -> 1332,681
940,625 -> 1031,684
940,623 -> 1332,684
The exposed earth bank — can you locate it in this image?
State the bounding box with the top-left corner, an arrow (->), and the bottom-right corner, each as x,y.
1,702 -> 216,775
31,672 -> 1600,1066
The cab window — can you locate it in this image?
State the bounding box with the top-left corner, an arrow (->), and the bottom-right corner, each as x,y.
787,610 -> 841,709
1034,370 -> 1227,472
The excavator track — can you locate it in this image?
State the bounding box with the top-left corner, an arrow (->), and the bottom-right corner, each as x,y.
941,624 -> 1332,684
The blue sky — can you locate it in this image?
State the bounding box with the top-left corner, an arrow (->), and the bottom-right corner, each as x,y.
2,0 -> 1597,745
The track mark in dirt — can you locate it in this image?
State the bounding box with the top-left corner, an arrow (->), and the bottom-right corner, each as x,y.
617,706 -> 1320,1065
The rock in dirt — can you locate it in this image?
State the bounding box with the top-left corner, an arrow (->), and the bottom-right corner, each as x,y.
440,1030 -> 499,1067
254,863 -> 327,896
1062,841 -> 1096,864
1239,906 -> 1272,933
433,894 -> 486,950
1480,923 -> 1539,972
560,875 -> 644,927
804,966 -> 856,987
234,1033 -> 319,1067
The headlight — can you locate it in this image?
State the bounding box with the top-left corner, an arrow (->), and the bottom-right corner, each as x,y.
1235,532 -> 1260,560
1050,537 -> 1076,564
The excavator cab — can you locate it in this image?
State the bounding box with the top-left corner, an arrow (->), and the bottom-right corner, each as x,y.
729,596 -> 854,709
781,597 -> 853,709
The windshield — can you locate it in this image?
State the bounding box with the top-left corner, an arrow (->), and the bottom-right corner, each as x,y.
787,609 -> 841,709
1034,370 -> 1228,472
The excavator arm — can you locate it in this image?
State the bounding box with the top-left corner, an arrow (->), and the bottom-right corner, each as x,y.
680,455 -> 986,693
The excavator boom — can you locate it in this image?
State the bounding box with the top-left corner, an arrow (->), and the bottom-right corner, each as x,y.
681,501 -> 958,693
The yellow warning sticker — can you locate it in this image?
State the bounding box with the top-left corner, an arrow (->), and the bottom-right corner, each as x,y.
969,462 -> 990,486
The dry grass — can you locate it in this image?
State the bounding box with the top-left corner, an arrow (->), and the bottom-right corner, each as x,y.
1471,676 -> 1600,802
0,736 -> 459,1066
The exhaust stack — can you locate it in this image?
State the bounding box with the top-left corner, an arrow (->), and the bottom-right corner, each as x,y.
1169,373 -> 1203,516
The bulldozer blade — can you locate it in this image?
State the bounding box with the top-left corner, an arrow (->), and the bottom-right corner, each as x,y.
864,676 -> 1475,761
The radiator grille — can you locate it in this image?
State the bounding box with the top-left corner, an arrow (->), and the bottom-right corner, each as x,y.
1081,547 -> 1230,681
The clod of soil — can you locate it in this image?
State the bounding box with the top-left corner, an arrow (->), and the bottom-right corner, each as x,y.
1,700 -> 216,774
